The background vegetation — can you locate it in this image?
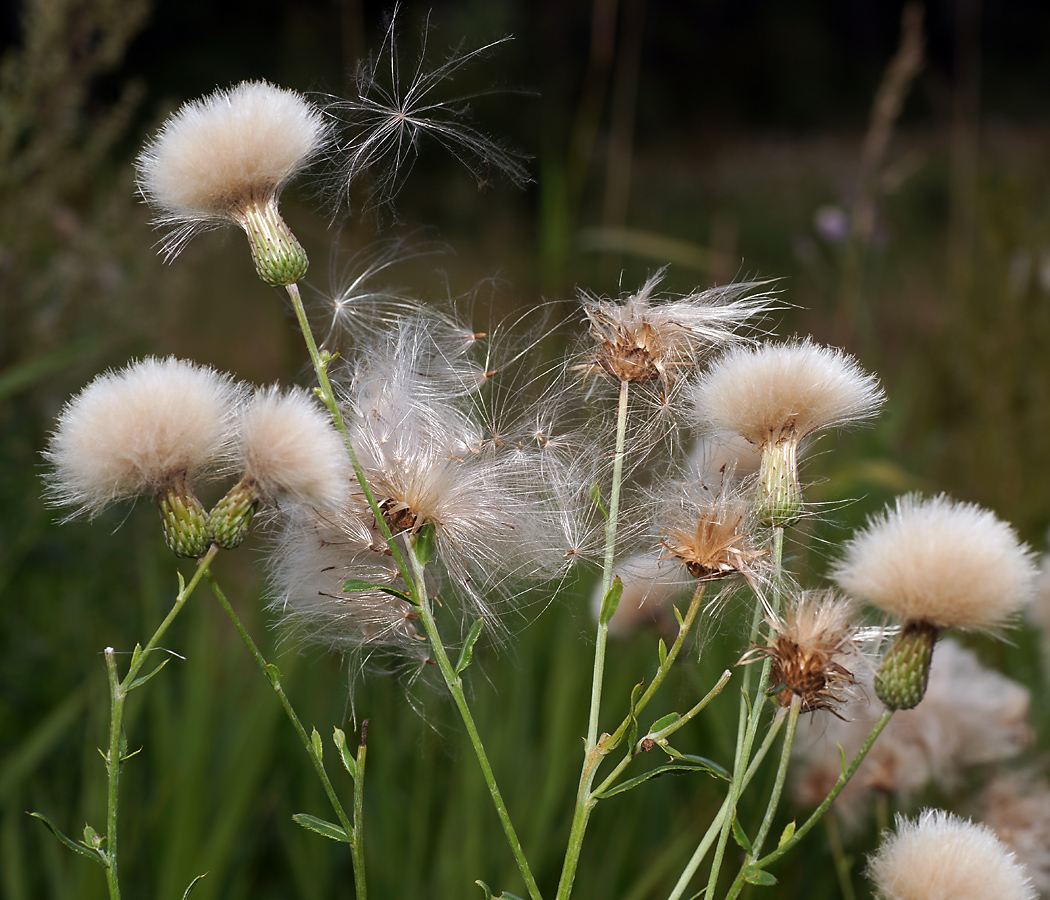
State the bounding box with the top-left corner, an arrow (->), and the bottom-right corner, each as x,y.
3,0 -> 1049,897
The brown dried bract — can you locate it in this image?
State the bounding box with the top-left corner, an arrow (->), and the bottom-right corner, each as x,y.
661,509 -> 764,581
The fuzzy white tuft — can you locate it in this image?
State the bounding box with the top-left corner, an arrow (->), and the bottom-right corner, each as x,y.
136,81 -> 327,255
235,386 -> 350,511
45,357 -> 240,516
867,809 -> 1037,900
833,493 -> 1037,633
692,337 -> 884,446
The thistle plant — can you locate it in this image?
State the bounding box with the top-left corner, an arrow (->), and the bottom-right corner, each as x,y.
34,12 -> 1046,900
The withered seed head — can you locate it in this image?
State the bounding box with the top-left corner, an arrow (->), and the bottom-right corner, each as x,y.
660,501 -> 764,581
739,590 -> 860,714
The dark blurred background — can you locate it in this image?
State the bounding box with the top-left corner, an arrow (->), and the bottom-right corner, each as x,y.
3,1 -> 1050,898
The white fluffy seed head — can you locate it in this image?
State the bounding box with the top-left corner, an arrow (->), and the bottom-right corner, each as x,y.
692,337 -> 885,446
236,386 -> 350,511
135,81 -> 328,255
45,357 -> 241,516
834,493 -> 1037,633
867,809 -> 1037,900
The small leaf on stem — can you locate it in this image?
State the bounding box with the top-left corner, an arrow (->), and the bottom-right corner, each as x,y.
732,816 -> 753,853
599,577 -> 624,627
291,813 -> 351,843
181,873 -> 208,899
333,727 -> 357,779
658,638 -> 668,667
29,813 -> 105,864
413,522 -> 437,565
778,820 -> 796,848
743,866 -> 777,886
311,727 -> 323,761
589,482 -> 609,520
455,619 -> 485,675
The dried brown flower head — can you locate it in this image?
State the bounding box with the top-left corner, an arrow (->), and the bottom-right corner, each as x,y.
661,500 -> 764,581
740,590 -> 860,713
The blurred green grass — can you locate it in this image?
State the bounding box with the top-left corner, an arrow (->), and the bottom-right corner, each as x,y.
4,1 -> 1050,898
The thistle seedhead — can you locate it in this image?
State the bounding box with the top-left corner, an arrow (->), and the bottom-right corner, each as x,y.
44,356 -> 240,520
135,80 -> 328,283
575,273 -> 776,391
740,590 -> 860,713
834,493 -> 1038,635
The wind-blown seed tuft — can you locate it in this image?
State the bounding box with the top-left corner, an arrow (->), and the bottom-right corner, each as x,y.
833,493 -> 1037,634
867,809 -> 1037,900
44,357 -> 241,517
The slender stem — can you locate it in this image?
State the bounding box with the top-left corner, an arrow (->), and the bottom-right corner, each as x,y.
206,573 -> 357,844
102,547 -> 218,900
353,721 -> 369,900
588,377 -> 631,748
749,694 -> 801,860
404,542 -> 541,900
103,649 -> 123,900
556,378 -> 631,900
284,282 -> 409,578
665,710 -> 786,900
752,709 -> 893,871
605,583 -> 708,753
702,528 -> 784,899
592,669 -> 732,799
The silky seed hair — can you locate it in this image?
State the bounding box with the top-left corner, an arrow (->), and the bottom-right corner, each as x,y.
44,356 -> 241,517
833,493 -> 1038,634
136,81 -> 328,258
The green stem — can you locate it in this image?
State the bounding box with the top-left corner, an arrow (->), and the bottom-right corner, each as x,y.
102,547 -> 219,900
205,574 -> 358,854
353,722 -> 369,900
556,378 -> 631,900
406,544 -> 542,900
702,529 -> 783,899
665,710 -> 787,900
605,583 -> 708,753
592,669 -> 732,799
719,696 -> 802,900
284,282 -> 409,578
103,649 -> 122,900
751,709 -> 893,872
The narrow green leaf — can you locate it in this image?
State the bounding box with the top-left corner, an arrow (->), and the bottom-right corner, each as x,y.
732,816 -> 753,853
589,482 -> 609,520
658,638 -> 668,667
599,577 -> 624,627
596,758 -> 730,798
182,873 -> 208,899
649,712 -> 679,733
291,814 -> 351,843
740,686 -> 754,718
838,743 -> 847,777
333,728 -> 357,779
28,813 -> 104,864
743,867 -> 777,886
673,603 -> 685,628
265,662 -> 282,688
340,579 -> 413,604
311,728 -> 323,762
455,619 -> 485,675
778,821 -> 796,849
413,522 -> 437,565
126,657 -> 171,691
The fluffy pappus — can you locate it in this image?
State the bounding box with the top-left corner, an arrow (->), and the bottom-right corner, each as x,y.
867,809 -> 1037,900
44,356 -> 241,517
833,493 -> 1037,634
